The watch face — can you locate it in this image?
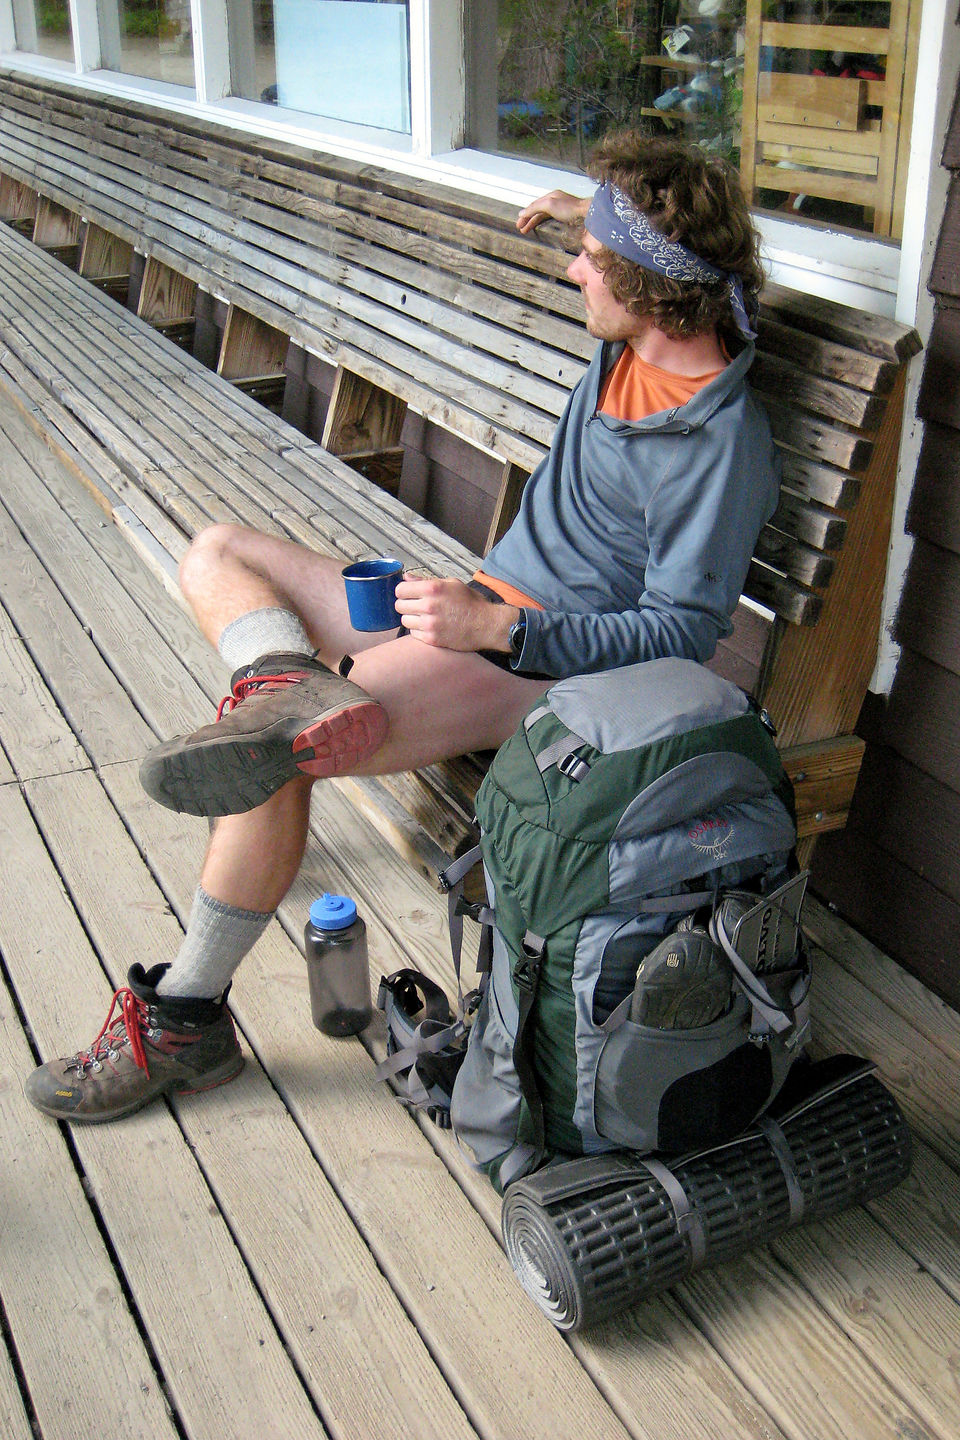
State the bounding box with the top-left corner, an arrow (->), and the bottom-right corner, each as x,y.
510,619 -> 526,657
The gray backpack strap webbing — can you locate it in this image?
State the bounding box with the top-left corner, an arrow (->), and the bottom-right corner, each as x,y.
639,1156 -> 707,1267
523,706 -> 592,779
374,970 -> 470,1124
511,929 -> 548,1172
523,704 -> 552,730
711,915 -> 811,1048
757,1114 -> 805,1226
532,733 -> 590,777
639,890 -> 716,914
439,844 -> 492,1005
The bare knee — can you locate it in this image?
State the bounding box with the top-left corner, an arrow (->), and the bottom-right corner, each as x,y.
179,524 -> 255,607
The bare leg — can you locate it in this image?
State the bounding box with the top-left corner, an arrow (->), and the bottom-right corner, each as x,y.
26,524 -> 551,1121
200,777 -> 315,912
178,525 -> 551,911
178,522 -> 387,666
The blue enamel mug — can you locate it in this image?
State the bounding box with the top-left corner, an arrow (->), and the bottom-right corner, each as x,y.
341,557 -> 404,631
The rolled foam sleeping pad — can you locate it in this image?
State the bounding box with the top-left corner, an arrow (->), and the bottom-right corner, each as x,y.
500,1055 -> 912,1331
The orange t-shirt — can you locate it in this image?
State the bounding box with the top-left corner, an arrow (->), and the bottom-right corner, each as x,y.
476,347 -> 725,605
599,344 -> 724,420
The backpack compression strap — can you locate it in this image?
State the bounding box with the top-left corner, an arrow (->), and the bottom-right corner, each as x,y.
511,929 -> 548,1171
710,909 -> 811,1049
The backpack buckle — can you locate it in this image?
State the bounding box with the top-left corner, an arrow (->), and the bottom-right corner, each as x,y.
557,749 -> 590,781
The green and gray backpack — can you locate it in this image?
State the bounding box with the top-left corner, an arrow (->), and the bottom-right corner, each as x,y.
440,659 -> 810,1193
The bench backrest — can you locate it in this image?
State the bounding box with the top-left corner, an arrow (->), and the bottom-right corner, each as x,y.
0,75 -> 921,636
0,71 -> 924,769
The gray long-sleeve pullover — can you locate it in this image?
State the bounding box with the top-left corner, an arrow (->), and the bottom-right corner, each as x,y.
482,339 -> 780,678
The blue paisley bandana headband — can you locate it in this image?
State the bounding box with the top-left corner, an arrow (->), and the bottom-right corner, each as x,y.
585,182 -> 757,341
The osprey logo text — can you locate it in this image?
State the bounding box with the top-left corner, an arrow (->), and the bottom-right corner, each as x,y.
688,814 -> 733,862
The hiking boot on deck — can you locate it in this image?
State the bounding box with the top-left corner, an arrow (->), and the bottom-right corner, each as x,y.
24,963 -> 244,1123
139,652 -> 389,816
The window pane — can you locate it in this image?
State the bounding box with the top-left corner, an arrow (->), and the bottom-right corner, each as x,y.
473,0 -> 919,241
13,0 -> 75,60
97,1 -> 197,87
228,0 -> 411,133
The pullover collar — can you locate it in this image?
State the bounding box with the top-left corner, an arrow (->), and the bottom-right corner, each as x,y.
594,339 -> 756,433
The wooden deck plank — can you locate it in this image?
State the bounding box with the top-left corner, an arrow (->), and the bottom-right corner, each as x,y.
100,763 -> 637,1440
676,1250 -> 938,1440
0,461 -> 154,767
22,765 -> 480,1440
9,385 -> 955,1440
49,499 -> 790,1440
0,978 -> 178,1440
5,407 -> 457,897
809,948 -> 960,1172
0,599 -> 89,781
867,1138 -> 960,1307
0,1328 -> 34,1440
92,627 -> 932,1440
804,895 -> 960,1067
0,740 -> 16,785
0,782 -> 327,1440
427,1061 -> 945,1440
0,404 -> 635,1438
770,1206 -> 960,1440
1,192 -> 957,1440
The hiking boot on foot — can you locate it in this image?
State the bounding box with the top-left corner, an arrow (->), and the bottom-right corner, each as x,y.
139,651 -> 389,816
24,963 -> 244,1123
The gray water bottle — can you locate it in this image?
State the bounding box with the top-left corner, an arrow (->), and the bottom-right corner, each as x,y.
304,893 -> 372,1036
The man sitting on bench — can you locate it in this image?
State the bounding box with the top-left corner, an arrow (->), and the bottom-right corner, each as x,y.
26,133 -> 782,1124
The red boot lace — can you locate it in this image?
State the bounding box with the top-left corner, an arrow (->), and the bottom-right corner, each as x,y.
71,987 -> 151,1077
216,670 -> 305,722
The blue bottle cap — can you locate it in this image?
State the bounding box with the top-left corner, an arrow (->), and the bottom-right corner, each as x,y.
309,893 -> 358,930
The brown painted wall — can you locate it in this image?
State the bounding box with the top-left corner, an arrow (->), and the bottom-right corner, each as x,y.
812,81 -> 960,1009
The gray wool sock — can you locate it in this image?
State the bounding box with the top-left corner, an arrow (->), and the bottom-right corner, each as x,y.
218,607 -> 314,670
156,888 -> 274,999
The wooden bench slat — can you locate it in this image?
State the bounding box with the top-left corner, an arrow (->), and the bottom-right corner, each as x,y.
0,117 -> 574,428
749,350 -> 889,430
0,228 -> 478,579
763,396 -> 875,471
756,314 -> 898,395
778,452 -> 861,510
5,102 -> 590,394
762,280 -> 924,362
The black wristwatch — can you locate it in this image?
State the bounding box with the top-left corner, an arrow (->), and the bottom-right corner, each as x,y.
508,613 -> 527,662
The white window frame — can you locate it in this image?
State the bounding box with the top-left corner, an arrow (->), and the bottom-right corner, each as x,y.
1,0 -> 948,318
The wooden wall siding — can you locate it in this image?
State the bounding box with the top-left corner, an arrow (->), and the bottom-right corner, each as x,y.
906,419 -> 960,552
882,651 -> 960,792
916,299 -> 960,424
812,62 -> 960,1008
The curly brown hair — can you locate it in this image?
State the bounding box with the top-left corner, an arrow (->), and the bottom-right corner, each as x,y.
586,133 -> 764,346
